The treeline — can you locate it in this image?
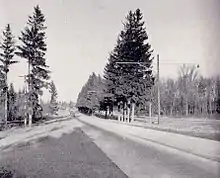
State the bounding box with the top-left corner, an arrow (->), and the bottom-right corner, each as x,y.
76,71 -> 220,119
76,9 -> 220,120
0,5 -> 58,128
159,69 -> 220,118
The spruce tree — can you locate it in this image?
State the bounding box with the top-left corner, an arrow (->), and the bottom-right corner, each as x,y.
16,5 -> 50,126
76,84 -> 88,110
0,24 -> 17,125
49,81 -> 58,115
104,9 -> 154,121
8,83 -> 17,121
85,73 -> 99,112
76,73 -> 105,114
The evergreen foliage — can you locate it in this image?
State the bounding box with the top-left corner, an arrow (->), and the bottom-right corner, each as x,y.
49,81 -> 59,114
0,24 -> 17,79
0,24 -> 17,124
104,9 -> 154,106
16,5 -> 50,122
8,83 -> 17,121
76,73 -> 106,114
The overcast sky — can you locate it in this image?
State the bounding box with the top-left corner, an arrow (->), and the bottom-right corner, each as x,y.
0,0 -> 219,102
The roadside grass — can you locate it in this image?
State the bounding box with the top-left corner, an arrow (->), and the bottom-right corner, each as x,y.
132,117 -> 220,141
94,113 -> 220,141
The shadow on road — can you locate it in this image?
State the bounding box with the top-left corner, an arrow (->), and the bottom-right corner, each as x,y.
0,127 -> 128,178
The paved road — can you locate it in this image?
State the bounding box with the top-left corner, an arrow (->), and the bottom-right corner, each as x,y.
0,116 -> 219,178
81,123 -> 220,178
0,128 -> 128,178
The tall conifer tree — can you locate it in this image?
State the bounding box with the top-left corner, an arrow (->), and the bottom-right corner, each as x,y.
49,81 -> 58,114
16,5 -> 50,126
0,24 -> 17,125
104,9 -> 154,121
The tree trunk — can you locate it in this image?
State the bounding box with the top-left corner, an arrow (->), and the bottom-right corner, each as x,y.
149,101 -> 152,118
105,108 -> 107,119
106,106 -> 109,118
127,99 -> 131,122
119,103 -> 123,121
4,75 -> 8,126
209,95 -> 212,116
195,96 -> 198,116
185,97 -> 188,117
206,98 -> 209,118
24,103 -> 27,126
127,108 -> 130,122
111,101 -> 114,116
136,104 -> 140,117
28,62 -> 32,127
118,107 -> 122,121
123,102 -> 126,122
131,102 -> 135,122
171,98 -> 175,116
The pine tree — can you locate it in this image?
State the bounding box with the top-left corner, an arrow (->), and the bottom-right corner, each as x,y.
86,73 -> 99,112
76,73 -> 106,115
0,24 -> 17,125
76,84 -> 88,110
8,83 -> 17,121
15,88 -> 27,120
49,81 -> 58,115
16,5 -> 50,126
104,9 -> 154,121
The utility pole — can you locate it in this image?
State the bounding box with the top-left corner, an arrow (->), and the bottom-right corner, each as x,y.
157,54 -> 160,124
